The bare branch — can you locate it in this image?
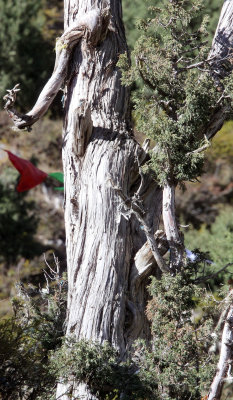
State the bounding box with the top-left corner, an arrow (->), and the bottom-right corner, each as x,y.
194,263 -> 233,284
110,178 -> 169,274
186,135 -> 211,156
208,299 -> 233,400
163,183 -> 184,273
3,9 -> 110,130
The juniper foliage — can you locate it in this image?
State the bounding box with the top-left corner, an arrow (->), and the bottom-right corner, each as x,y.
0,262 -> 225,400
142,267 -> 219,400
50,338 -> 156,400
0,270 -> 67,400
49,260 -> 221,400
119,0 -> 233,186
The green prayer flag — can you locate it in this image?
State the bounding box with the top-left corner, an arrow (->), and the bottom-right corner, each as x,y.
48,172 -> 64,184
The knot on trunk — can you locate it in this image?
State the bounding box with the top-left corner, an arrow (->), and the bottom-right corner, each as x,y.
74,104 -> 93,157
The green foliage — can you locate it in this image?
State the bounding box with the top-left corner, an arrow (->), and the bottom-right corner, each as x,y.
122,0 -> 222,51
48,262 -> 224,400
201,0 -> 223,37
139,266 -> 219,400
0,0 -> 53,109
122,0 -> 149,50
50,338 -> 156,400
0,263 -> 226,400
119,0 -> 232,186
207,120 -> 233,162
185,207 -> 233,281
0,270 -> 67,400
0,171 -> 43,268
0,317 -> 54,400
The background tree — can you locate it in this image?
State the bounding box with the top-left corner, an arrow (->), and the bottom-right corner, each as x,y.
0,0 -> 53,109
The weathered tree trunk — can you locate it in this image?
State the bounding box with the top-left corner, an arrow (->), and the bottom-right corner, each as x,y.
205,0 -> 233,140
56,1 -> 161,398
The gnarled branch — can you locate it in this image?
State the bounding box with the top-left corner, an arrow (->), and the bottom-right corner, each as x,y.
208,295 -> 233,400
3,8 -> 110,130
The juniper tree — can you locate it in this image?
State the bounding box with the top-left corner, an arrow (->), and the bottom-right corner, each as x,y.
2,0 -> 233,398
119,0 -> 233,272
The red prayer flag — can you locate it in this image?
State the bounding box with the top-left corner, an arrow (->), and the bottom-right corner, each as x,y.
5,150 -> 48,192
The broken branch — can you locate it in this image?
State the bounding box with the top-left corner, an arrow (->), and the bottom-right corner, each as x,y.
110,178 -> 169,274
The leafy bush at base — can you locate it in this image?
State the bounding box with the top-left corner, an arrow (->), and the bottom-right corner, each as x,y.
0,272 -> 67,400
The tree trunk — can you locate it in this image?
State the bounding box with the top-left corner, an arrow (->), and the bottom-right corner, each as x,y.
56,1 -> 162,398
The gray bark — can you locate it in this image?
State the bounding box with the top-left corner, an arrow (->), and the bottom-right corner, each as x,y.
56,2 -> 233,396
209,0 -> 233,80
204,0 -> 233,140
162,183 -> 184,272
208,299 -> 233,400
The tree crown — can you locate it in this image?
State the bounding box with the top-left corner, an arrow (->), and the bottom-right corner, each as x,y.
119,0 -> 233,186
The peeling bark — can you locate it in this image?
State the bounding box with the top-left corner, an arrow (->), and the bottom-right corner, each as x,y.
3,8 -> 110,130
203,0 -> 233,140
209,0 -> 233,80
56,3 -> 233,396
162,183 -> 184,273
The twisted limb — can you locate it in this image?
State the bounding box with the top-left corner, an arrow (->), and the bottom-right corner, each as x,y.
3,8 -> 110,131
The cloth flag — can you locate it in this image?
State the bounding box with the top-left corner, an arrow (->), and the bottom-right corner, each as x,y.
5,150 -> 63,192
